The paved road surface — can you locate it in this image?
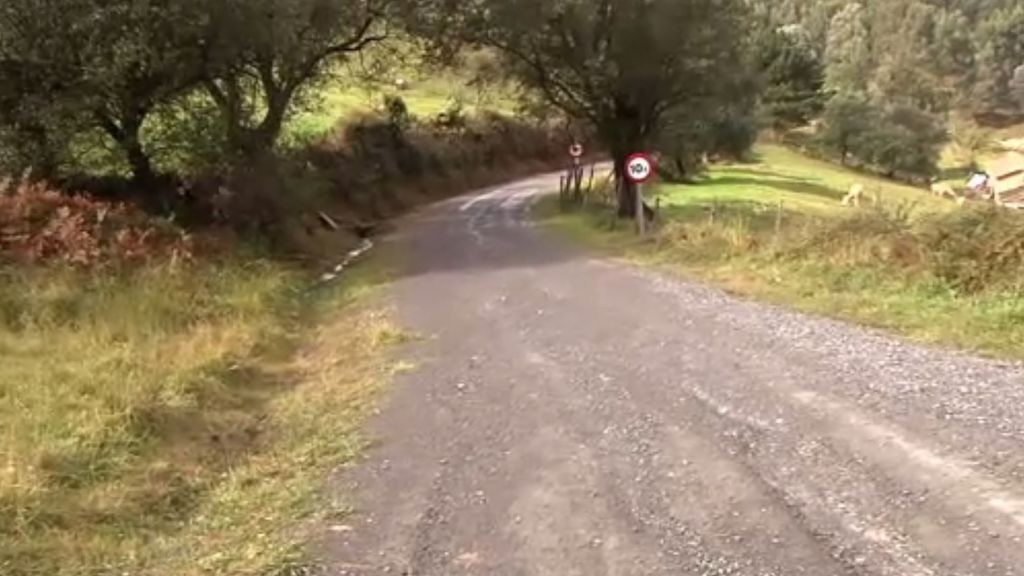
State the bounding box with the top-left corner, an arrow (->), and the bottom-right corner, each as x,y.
322,171 -> 1024,576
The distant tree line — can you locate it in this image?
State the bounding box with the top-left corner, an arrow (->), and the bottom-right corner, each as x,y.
750,0 -> 1024,178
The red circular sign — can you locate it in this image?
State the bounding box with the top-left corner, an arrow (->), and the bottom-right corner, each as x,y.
625,153 -> 656,183
569,143 -> 584,158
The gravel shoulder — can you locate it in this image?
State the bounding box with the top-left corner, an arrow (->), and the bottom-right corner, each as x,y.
320,171 -> 1024,576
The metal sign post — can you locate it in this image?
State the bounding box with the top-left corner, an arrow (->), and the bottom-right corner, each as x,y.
568,143 -> 586,204
636,181 -> 646,235
625,153 -> 655,236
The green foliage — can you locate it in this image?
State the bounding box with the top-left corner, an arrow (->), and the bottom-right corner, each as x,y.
384,95 -> 413,135
818,95 -> 948,178
918,207 -> 1024,293
818,93 -> 874,163
710,115 -> 761,161
971,4 -> 1024,115
200,0 -> 389,160
0,0 -> 390,185
1012,64 -> 1024,106
416,0 -> 753,215
822,2 -> 871,96
749,0 -> 1024,126
859,106 -> 949,178
757,24 -> 826,128
0,0 -> 211,182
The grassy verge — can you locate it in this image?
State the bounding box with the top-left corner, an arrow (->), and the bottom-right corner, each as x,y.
543,146 -> 1024,359
0,255 -> 404,575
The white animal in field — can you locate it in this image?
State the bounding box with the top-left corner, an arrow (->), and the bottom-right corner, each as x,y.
931,181 -> 959,201
842,183 -> 865,207
931,181 -> 969,206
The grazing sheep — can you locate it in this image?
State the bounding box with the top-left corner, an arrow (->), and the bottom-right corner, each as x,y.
931,181 -> 959,200
842,183 -> 865,207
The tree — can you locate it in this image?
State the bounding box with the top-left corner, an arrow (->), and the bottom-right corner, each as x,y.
819,93 -> 875,165
757,24 -> 826,129
81,0 -> 208,184
414,0 -> 752,217
0,0 -> 92,179
867,1 -> 950,113
857,105 -> 947,178
1012,63 -> 1024,106
972,5 -> 1024,117
1,0 -> 392,187
200,0 -> 390,160
820,94 -> 946,179
657,84 -> 759,181
824,2 -> 872,96
0,0 -> 207,185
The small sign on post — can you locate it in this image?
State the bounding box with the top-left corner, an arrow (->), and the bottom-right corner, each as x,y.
566,142 -> 586,206
569,142 -> 585,172
625,152 -> 655,235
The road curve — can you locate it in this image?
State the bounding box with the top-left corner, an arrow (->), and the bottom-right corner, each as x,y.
321,171 -> 1024,576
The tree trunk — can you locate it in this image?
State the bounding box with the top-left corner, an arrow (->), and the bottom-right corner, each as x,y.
674,156 -> 688,181
124,134 -> 155,186
11,121 -> 60,181
227,91 -> 289,161
96,110 -> 155,186
614,152 -> 639,218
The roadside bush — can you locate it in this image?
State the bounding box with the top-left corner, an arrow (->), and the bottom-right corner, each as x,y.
710,114 -> 760,161
306,105 -> 561,210
917,206 -> 1024,293
791,205 -> 1024,294
782,203 -> 920,267
2,96 -> 565,268
0,179 -> 192,268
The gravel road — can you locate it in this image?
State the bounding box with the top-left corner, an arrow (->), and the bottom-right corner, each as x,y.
321,171 -> 1024,576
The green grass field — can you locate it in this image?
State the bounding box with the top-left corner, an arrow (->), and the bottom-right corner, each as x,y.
653,145 -> 949,216
546,143 -> 1024,359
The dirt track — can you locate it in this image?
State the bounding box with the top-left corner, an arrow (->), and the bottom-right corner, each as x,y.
321,171 -> 1024,576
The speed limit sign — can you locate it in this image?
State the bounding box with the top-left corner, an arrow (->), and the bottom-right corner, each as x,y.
626,153 -> 655,183
569,143 -> 584,158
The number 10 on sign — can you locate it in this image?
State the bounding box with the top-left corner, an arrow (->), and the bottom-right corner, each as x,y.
626,153 -> 655,234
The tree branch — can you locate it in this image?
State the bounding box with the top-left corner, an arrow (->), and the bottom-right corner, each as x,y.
479,35 -> 600,124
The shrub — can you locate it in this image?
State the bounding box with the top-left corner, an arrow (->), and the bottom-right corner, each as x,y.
818,96 -> 949,180
918,206 -> 1024,293
0,179 -> 192,268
